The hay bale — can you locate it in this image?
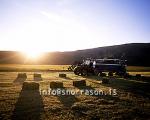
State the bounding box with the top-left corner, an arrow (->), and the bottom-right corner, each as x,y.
17,73 -> 27,78
124,73 -> 132,78
102,78 -> 109,84
34,73 -> 41,78
50,81 -> 63,88
34,73 -> 42,81
59,73 -> 66,78
73,80 -> 86,87
99,73 -> 107,77
22,82 -> 39,90
136,74 -> 141,79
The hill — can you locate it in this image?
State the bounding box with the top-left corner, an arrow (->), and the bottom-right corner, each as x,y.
0,43 -> 150,66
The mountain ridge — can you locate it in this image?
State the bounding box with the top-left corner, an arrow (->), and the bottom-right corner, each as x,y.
0,43 -> 150,66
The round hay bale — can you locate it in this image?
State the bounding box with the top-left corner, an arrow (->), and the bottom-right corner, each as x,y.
50,81 -> 63,88
59,73 -> 66,78
102,78 -> 109,84
17,73 -> 27,78
73,80 -> 86,87
22,82 -> 39,90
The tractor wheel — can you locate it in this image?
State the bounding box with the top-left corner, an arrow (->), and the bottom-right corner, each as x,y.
81,69 -> 88,76
74,71 -> 80,75
108,72 -> 113,76
116,72 -> 125,77
68,67 -> 71,71
74,68 -> 81,75
99,72 -> 107,77
94,69 -> 99,76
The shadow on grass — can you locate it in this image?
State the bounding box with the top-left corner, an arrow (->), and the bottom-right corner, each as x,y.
56,88 -> 78,108
34,77 -> 43,81
83,75 -> 150,98
57,95 -> 77,108
76,85 -> 120,100
102,78 -> 150,98
11,88 -> 44,120
56,85 -> 95,108
135,76 -> 150,83
64,77 -> 73,80
83,75 -> 101,81
75,85 -> 95,90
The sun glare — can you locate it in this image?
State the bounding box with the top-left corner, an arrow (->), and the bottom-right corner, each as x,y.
22,50 -> 43,59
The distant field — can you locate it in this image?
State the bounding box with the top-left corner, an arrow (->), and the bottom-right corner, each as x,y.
0,64 -> 70,71
127,66 -> 150,72
0,64 -> 150,72
127,66 -> 150,76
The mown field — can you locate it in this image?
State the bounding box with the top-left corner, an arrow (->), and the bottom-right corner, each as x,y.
0,64 -> 150,71
0,64 -> 150,77
0,65 -> 150,120
0,64 -> 70,71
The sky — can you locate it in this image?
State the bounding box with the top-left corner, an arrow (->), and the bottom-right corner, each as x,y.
0,0 -> 150,52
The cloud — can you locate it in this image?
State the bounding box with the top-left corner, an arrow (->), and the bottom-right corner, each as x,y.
40,11 -> 66,23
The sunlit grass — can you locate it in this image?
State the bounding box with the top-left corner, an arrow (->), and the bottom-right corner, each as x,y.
0,64 -> 70,71
0,64 -> 150,72
127,66 -> 150,72
0,71 -> 150,119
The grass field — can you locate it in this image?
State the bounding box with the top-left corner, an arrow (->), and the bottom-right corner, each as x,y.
0,64 -> 150,71
0,64 -> 70,71
127,66 -> 150,72
0,65 -> 150,119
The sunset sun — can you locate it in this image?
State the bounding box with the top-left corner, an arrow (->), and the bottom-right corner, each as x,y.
22,50 -> 43,59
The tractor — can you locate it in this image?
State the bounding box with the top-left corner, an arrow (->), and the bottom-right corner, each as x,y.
72,58 -> 127,76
